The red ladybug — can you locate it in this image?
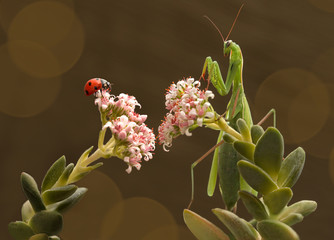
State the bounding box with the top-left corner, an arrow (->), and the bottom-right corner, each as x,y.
84,78 -> 112,96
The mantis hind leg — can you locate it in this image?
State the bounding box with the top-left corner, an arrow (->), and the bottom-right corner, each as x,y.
188,135 -> 225,209
257,108 -> 276,127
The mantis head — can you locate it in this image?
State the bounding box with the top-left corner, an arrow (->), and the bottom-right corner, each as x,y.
204,4 -> 244,57
223,40 -> 233,56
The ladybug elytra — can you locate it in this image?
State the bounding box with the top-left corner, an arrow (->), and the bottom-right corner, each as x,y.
84,78 -> 112,96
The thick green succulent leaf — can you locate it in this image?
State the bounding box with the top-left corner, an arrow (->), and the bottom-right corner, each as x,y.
239,191 -> 268,221
222,132 -> 237,144
237,119 -> 252,142
212,208 -> 261,240
254,127 -> 283,180
22,200 -> 35,223
257,220 -> 299,240
277,147 -> 305,188
263,188 -> 293,215
42,185 -> 78,205
47,187 -> 87,213
8,221 -> 34,240
249,219 -> 257,228
21,173 -> 46,212
280,213 -> 304,226
237,160 -> 278,195
233,141 -> 255,162
54,163 -> 74,187
67,162 -> 103,184
279,200 -> 317,219
48,236 -> 60,240
251,125 -> 264,144
183,209 -> 229,240
218,142 -> 240,210
29,234 -> 49,240
208,131 -> 223,197
29,210 -> 63,235
41,156 -> 66,193
87,162 -> 103,171
239,174 -> 257,196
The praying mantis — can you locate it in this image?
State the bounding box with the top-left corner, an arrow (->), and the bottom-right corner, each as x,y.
188,5 -> 275,210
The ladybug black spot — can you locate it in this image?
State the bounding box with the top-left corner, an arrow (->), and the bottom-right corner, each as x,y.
88,81 -> 92,86
85,90 -> 89,95
94,86 -> 98,90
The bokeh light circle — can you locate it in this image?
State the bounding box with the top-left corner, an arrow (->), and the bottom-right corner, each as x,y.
60,170 -> 123,240
7,1 -> 85,78
0,43 -> 61,117
8,1 -> 75,47
100,197 -> 177,240
254,68 -> 330,144
312,48 -> 334,82
49,14 -> 85,75
295,83 -> 334,159
8,40 -> 61,79
299,48 -> 334,159
0,0 -> 75,32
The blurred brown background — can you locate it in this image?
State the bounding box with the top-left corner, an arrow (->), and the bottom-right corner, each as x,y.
1,0 -> 334,239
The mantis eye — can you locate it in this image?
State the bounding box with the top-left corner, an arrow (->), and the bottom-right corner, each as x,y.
226,40 -> 232,47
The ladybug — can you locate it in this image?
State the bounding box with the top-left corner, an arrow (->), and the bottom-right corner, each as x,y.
84,78 -> 112,96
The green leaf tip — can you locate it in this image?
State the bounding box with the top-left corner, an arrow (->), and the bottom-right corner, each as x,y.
78,146 -> 94,165
21,172 -> 46,212
47,187 -> 88,213
41,156 -> 66,192
279,200 -> 317,220
277,147 -> 305,188
22,200 -> 35,223
257,220 -> 299,240
54,163 -> 74,187
280,213 -> 304,226
8,221 -> 34,240
237,160 -> 278,195
239,191 -> 268,221
29,233 -> 49,240
251,125 -> 264,144
263,188 -> 293,215
222,132 -> 237,144
233,141 -> 255,162
254,127 -> 284,181
42,185 -> 78,205
212,208 -> 261,240
183,209 -> 229,240
237,118 -> 252,142
48,236 -> 61,240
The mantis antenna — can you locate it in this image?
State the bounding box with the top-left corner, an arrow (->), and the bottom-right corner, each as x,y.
204,3 -> 245,42
203,15 -> 225,42
225,3 -> 245,40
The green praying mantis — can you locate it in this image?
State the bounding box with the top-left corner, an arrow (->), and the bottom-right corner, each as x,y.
188,5 -> 276,210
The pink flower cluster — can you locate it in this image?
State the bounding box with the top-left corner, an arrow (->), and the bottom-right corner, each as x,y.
158,78 -> 215,151
96,91 -> 155,173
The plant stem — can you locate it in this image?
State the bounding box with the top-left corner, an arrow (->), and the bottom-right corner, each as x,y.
217,117 -> 242,140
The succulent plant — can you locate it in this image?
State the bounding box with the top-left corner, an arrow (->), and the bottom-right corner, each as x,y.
184,119 -> 317,240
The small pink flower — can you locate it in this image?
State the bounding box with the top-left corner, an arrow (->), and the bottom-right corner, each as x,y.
158,77 -> 215,151
97,90 -> 155,173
